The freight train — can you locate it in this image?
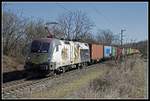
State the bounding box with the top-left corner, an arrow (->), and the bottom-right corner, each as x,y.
24,38 -> 140,77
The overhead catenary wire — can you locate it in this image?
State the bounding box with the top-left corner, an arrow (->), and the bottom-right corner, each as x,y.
55,3 -> 116,29
93,7 -> 129,46
93,7 -> 114,28
55,3 -> 127,44
93,7 -> 123,31
55,3 -> 72,13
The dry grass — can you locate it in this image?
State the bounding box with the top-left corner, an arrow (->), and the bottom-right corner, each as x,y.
31,66 -> 108,98
10,54 -> 146,99
70,54 -> 147,98
2,55 -> 24,73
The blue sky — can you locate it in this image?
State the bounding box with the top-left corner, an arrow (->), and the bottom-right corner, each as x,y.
2,2 -> 148,43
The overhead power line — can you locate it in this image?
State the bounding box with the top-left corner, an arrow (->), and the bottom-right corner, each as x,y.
93,7 -> 114,27
55,3 -> 72,13
93,7 -> 122,31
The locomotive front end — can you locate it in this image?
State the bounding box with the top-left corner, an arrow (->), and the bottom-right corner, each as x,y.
24,38 -> 55,76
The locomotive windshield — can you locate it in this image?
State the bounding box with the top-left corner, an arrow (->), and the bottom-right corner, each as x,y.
31,40 -> 50,53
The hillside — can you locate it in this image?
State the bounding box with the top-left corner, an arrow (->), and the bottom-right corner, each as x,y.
2,55 -> 24,73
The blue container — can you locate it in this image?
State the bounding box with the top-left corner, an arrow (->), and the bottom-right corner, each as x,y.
104,46 -> 112,58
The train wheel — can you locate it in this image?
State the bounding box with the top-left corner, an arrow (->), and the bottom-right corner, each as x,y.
46,71 -> 56,77
62,67 -> 66,73
84,63 -> 87,68
79,64 -> 83,69
82,63 -> 86,69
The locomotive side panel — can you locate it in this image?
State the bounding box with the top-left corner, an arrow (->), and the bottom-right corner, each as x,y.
51,40 -> 90,69
78,42 -> 90,63
51,40 -> 71,69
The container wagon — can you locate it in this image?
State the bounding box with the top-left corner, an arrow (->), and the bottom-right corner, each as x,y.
104,45 -> 112,59
89,44 -> 103,63
112,46 -> 117,57
129,48 -> 132,55
127,48 -> 130,55
122,48 -> 125,56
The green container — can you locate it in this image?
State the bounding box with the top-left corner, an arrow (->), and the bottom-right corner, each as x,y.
112,47 -> 116,57
127,48 -> 130,55
129,48 -> 132,54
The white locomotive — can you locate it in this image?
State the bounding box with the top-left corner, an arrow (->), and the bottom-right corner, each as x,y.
24,38 -> 90,75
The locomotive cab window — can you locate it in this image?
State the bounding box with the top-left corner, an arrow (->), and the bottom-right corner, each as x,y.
41,42 -> 50,53
31,41 -> 50,53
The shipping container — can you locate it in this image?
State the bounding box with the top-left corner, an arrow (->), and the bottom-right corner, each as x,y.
122,48 -> 125,55
116,47 -> 122,56
133,48 -> 138,54
112,47 -> 117,57
136,49 -> 140,53
124,48 -> 128,55
89,44 -> 103,62
129,48 -> 132,54
104,46 -> 112,58
127,48 -> 130,55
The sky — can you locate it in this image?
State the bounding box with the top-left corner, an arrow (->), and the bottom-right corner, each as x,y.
2,2 -> 148,43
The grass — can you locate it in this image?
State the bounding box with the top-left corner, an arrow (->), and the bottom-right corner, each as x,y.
31,65 -> 108,98
19,54 -> 147,99
3,55 -> 24,72
73,54 -> 147,98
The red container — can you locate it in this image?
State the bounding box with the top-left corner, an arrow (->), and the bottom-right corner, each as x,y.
89,44 -> 103,61
117,47 -> 122,56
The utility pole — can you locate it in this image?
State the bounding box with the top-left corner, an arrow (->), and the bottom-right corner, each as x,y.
120,29 -> 126,47
119,29 -> 126,63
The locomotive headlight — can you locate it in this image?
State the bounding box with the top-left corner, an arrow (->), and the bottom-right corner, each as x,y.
27,56 -> 31,60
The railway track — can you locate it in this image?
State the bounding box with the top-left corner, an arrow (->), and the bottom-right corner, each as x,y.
2,63 -> 106,98
2,79 -> 26,88
2,75 -> 56,96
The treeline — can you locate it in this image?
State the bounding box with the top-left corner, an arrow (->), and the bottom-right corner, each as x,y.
3,9 -> 147,61
2,10 -> 120,60
3,10 -> 49,58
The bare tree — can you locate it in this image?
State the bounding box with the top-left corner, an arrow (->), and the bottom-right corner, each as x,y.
112,34 -> 120,45
54,10 -> 94,41
79,32 -> 96,43
96,29 -> 115,45
24,18 -> 48,44
2,10 -> 27,56
21,18 -> 49,57
2,9 -> 49,58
